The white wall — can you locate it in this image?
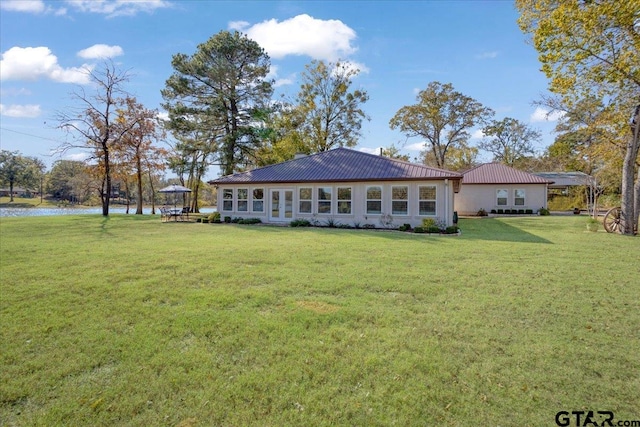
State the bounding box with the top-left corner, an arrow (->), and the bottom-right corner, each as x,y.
215,179 -> 458,228
455,184 -> 547,215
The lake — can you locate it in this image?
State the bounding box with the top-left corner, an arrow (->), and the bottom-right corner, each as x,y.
0,207 -> 216,217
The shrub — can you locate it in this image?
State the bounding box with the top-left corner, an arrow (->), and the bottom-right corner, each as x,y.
539,207 -> 550,216
362,224 -> 376,229
413,226 -> 426,233
325,218 -> 340,228
231,217 -> 242,223
586,217 -> 599,232
490,209 -> 497,214
337,223 -> 352,229
504,209 -> 512,214
290,219 -> 311,227
208,212 -> 221,223
422,218 -> 437,228
196,218 -> 202,223
224,216 -> 231,223
426,226 -> 441,233
497,209 -> 504,214
445,226 -> 459,234
398,225 -> 409,232
238,218 -> 262,224
477,208 -> 488,217
525,209 -> 533,214
200,218 -> 208,223
518,209 -> 525,214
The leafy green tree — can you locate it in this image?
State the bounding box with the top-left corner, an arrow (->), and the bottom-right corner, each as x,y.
381,144 -> 410,162
162,30 -> 273,176
46,160 -> 92,202
517,0 -> 640,234
0,150 -> 45,202
291,60 -> 369,153
389,82 -> 493,169
479,117 -> 541,166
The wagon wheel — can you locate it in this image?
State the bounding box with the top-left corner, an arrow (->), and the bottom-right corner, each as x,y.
603,207 -> 622,233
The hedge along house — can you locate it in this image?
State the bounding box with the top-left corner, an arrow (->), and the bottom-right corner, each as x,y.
455,163 -> 554,215
208,148 -> 462,228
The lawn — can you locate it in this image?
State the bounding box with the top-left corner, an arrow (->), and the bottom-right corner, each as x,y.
0,215 -> 638,426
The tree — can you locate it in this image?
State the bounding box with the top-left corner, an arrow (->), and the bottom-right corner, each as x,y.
0,150 -> 45,202
389,82 -> 494,169
381,144 -> 410,162
517,0 -> 640,234
116,97 -> 166,214
46,160 -> 93,203
479,117 -> 541,166
162,30 -> 273,176
291,60 -> 369,153
57,62 -> 134,216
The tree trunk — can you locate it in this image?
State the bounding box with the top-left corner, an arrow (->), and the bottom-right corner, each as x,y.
621,114 -> 640,235
102,148 -> 111,217
135,155 -> 143,215
635,168 -> 640,234
9,180 -> 14,202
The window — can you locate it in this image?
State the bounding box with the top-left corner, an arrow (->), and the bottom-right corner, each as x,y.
496,189 -> 508,206
299,187 -> 312,213
418,186 -> 436,215
222,189 -> 233,211
514,189 -> 525,206
252,188 -> 264,212
366,186 -> 382,214
237,188 -> 248,212
337,187 -> 352,214
317,187 -> 332,214
392,186 -> 408,215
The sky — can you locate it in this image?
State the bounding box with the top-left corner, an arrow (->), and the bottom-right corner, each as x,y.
0,0 -> 563,179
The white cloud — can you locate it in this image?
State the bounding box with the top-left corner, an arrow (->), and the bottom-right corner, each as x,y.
77,44 -> 124,59
0,0 -> 45,13
64,0 -> 172,17
228,20 -> 250,31
405,142 -> 427,151
0,46 -> 92,84
333,60 -> 369,76
530,107 -> 565,123
64,152 -> 90,162
475,51 -> 499,60
358,147 -> 382,155
0,103 -> 41,118
471,129 -> 485,139
241,14 -> 358,62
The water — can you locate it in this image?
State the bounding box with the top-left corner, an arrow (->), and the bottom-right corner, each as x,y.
0,206 -> 216,217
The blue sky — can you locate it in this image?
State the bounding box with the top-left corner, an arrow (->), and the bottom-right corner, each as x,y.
0,0 -> 562,178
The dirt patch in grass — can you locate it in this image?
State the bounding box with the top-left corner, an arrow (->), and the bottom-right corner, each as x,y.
295,300 -> 340,314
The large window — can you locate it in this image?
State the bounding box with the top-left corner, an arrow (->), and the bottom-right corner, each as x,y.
237,188 -> 248,212
252,188 -> 264,212
496,189 -> 508,206
222,189 -> 233,211
366,186 -> 382,214
317,187 -> 332,214
299,187 -> 312,213
418,186 -> 436,216
514,189 -> 525,206
337,187 -> 352,214
392,186 -> 408,215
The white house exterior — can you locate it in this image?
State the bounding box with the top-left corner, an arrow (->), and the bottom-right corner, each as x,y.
455,163 -> 553,215
209,148 -> 462,228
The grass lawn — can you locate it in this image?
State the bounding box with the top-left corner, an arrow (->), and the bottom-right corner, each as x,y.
1,215 -> 638,426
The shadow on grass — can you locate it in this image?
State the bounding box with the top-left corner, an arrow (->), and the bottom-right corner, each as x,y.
459,217 -> 552,244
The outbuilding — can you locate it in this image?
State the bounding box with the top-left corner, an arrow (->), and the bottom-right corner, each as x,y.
455,163 -> 553,215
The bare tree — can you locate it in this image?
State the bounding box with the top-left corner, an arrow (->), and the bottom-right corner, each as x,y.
57,62 -> 135,216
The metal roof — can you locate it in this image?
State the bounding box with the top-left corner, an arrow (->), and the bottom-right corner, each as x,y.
209,148 -> 462,184
462,163 -> 554,185
533,172 -> 593,188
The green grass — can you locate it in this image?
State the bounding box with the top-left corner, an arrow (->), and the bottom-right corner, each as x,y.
0,196 -> 61,209
1,215 -> 638,426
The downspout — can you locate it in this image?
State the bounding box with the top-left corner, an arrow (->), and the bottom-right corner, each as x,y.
444,179 -> 449,226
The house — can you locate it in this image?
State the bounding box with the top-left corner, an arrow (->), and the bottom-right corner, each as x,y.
208,148 -> 462,228
455,163 -> 553,215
